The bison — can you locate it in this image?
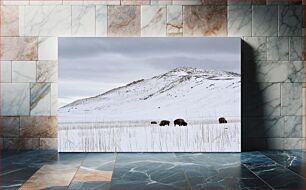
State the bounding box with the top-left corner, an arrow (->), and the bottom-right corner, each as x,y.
174,119 -> 187,126
151,121 -> 157,124
159,120 -> 170,126
218,117 -> 227,124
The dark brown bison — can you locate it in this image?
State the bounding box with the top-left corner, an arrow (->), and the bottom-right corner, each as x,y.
174,119 -> 187,126
151,121 -> 157,124
218,117 -> 227,124
159,120 -> 170,126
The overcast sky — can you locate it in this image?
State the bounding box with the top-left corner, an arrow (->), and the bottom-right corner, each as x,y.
58,37 -> 240,107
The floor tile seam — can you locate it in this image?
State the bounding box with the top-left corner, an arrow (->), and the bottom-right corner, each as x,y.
66,153 -> 88,189
255,152 -> 305,180
241,163 -> 275,190
173,153 -> 193,190
260,151 -> 306,179
109,152 -> 119,188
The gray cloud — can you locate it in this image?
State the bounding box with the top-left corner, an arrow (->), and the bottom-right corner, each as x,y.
58,37 -> 240,106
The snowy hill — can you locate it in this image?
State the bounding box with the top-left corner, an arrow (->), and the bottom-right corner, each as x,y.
58,67 -> 241,122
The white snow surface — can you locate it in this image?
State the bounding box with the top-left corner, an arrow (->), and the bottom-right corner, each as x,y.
58,67 -> 241,122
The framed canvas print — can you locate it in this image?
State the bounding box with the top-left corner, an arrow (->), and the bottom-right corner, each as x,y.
58,37 -> 241,152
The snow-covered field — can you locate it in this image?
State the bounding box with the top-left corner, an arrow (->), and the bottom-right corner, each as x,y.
58,67 -> 241,152
58,120 -> 241,152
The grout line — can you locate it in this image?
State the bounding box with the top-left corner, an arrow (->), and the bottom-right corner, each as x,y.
173,153 -> 193,190
67,153 -> 87,188
241,163 -> 275,190
261,150 -> 306,179
108,152 -> 119,188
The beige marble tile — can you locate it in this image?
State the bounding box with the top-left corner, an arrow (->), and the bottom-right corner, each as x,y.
167,5 -> 182,36
40,138 -> 57,150
1,83 -> 30,116
38,37 -> 58,60
121,0 -> 150,5
0,6 -> 19,36
20,116 -> 57,137
96,5 -> 107,36
37,61 -> 57,82
0,61 -> 11,82
12,61 -> 36,82
20,164 -> 78,189
173,0 -> 201,5
24,5 -> 71,36
72,5 -> 96,36
30,83 -> 51,116
141,5 -> 166,36
183,5 -> 227,36
73,167 -> 113,182
108,6 -> 141,36
0,116 -> 20,138
0,37 -> 38,61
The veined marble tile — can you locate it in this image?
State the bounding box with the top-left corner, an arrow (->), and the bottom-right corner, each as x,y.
284,116 -> 303,138
96,5 -> 107,36
252,5 -> 278,36
0,6 -> 19,36
0,37 -> 38,61
30,83 -> 51,116
2,0 -> 29,5
254,61 -> 303,83
37,61 -> 57,82
0,116 -> 20,138
0,83 -> 30,116
72,5 -> 96,36
121,0 -> 150,5
108,6 -> 141,36
267,37 -> 289,61
243,37 -> 267,61
12,61 -> 36,82
183,6 -> 227,36
84,0 -> 120,5
30,0 -> 63,5
283,138 -> 304,150
243,83 -> 280,117
141,5 -> 166,36
281,83 -> 303,116
40,138 -> 57,150
228,5 -> 252,37
24,5 -> 71,36
279,5 -> 303,36
151,0 -> 172,5
287,61 -> 303,83
51,83 -> 58,116
289,37 -> 303,61
167,5 -> 182,36
0,61 -> 11,82
19,164 -> 78,189
242,116 -> 284,138
173,0 -> 201,5
20,116 -> 57,137
63,0 -> 84,5
38,37 -> 58,60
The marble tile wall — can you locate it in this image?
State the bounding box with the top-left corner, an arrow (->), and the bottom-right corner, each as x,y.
0,0 -> 304,150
